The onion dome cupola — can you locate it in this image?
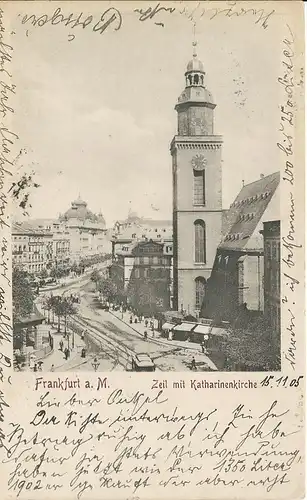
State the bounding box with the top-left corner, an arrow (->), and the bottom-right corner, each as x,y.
185,42 -> 205,87
175,41 -> 216,137
60,194 -> 99,223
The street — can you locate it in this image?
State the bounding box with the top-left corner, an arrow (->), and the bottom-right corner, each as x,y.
37,275 -> 217,373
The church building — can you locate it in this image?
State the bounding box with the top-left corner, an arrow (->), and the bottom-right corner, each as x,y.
171,44 -> 223,316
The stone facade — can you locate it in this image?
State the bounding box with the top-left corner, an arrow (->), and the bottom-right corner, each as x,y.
12,223 -> 53,274
171,50 -> 223,316
110,240 -> 172,314
261,220 -> 281,343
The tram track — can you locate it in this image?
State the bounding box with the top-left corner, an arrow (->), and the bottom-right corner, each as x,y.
69,313 -> 166,371
69,315 -> 131,370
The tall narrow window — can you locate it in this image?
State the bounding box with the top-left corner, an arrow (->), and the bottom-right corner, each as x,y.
195,277 -> 206,309
194,220 -> 206,263
193,170 -> 205,205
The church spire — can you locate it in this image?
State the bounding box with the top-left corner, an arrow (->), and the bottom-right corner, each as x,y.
192,22 -> 197,58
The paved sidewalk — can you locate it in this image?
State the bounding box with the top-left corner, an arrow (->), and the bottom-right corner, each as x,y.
110,309 -> 209,353
41,328 -> 86,372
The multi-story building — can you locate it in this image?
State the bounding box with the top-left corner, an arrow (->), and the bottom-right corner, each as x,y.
204,172 -> 280,322
171,44 -> 223,316
261,220 -> 281,343
60,196 -> 111,263
52,228 -> 71,268
13,196 -> 111,273
12,222 -> 53,274
110,240 -> 172,314
112,211 -> 172,259
27,219 -> 71,269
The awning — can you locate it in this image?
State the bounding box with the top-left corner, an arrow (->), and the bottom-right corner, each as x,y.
162,322 -> 175,331
193,324 -> 211,335
173,322 -> 195,332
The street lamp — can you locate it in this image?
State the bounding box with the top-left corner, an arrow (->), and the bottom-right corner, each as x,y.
92,357 -> 100,371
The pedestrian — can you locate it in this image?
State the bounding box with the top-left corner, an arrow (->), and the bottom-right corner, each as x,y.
59,340 -> 63,351
130,315 -> 133,324
145,319 -> 148,327
144,330 -> 148,340
201,342 -> 205,354
191,357 -> 196,371
51,364 -> 55,372
33,363 -> 38,372
64,347 -> 68,360
134,317 -> 138,324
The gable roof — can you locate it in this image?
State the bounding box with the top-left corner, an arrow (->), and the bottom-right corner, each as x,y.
219,172 -> 280,252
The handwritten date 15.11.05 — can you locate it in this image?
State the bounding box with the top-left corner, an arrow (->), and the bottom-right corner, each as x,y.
260,375 -> 303,388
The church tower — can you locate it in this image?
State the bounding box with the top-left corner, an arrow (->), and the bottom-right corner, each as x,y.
171,43 -> 223,315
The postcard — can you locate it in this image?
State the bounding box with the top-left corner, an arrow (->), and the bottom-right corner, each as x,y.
0,1 -> 305,499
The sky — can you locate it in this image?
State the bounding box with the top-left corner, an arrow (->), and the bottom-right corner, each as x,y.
10,1 -> 287,227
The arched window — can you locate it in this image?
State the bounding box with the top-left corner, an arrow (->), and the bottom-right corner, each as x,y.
193,74 -> 199,85
195,277 -> 206,309
194,220 -> 206,263
193,169 -> 205,205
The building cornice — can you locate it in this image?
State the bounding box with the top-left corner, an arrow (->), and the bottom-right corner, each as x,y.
170,135 -> 223,152
173,209 -> 223,213
175,267 -> 213,271
175,101 -> 216,111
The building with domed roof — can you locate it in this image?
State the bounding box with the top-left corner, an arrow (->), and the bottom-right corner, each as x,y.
60,195 -> 106,226
59,195 -> 110,263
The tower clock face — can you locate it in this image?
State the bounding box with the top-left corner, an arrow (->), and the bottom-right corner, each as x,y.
191,154 -> 207,170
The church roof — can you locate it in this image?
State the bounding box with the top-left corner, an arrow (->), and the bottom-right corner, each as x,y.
219,172 -> 280,252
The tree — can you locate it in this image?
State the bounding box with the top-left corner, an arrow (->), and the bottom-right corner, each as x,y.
50,267 -> 66,279
41,295 -> 52,323
38,268 -> 48,279
220,317 -> 280,371
12,268 -> 35,322
70,263 -> 79,274
51,296 -> 63,332
90,270 -> 101,289
97,278 -> 117,302
49,295 -> 59,324
61,297 -> 77,335
50,295 -> 77,334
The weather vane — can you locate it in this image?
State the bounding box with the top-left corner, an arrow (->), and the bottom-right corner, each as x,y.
192,22 -> 197,57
